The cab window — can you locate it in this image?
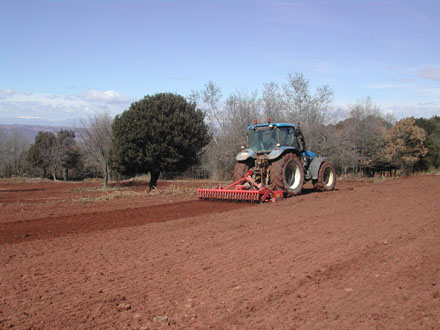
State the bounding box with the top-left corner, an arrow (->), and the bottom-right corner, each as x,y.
279,127 -> 289,146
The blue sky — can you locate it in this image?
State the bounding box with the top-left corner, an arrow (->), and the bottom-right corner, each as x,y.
1,0 -> 439,126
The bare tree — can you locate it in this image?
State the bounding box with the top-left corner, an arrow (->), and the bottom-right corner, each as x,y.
283,73 -> 334,151
202,81 -> 224,133
348,96 -> 381,121
208,89 -> 260,178
284,73 -> 313,124
0,129 -> 30,177
224,89 -> 259,144
79,112 -> 113,186
331,97 -> 390,175
0,126 -> 6,166
191,82 -> 224,178
261,81 -> 286,122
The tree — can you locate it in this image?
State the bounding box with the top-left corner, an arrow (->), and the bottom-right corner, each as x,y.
261,81 -> 286,122
192,81 -> 224,178
386,117 -> 428,174
79,112 -> 113,186
27,132 -> 57,179
344,97 -> 389,173
0,127 -> 7,173
26,130 -> 80,180
0,129 -> 30,177
216,89 -> 260,178
414,116 -> 440,170
110,93 -> 210,189
201,81 -> 224,132
283,73 -> 334,152
56,130 -> 81,181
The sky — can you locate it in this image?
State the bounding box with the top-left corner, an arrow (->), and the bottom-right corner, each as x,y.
0,0 -> 439,126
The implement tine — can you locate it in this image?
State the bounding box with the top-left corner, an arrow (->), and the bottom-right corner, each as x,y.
197,188 -> 262,203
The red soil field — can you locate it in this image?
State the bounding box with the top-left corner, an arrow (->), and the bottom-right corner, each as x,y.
1,175 -> 439,329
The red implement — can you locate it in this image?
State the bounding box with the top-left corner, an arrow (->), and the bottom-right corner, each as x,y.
197,170 -> 283,203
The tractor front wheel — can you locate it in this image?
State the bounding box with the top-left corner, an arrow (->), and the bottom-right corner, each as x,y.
269,153 -> 304,196
314,161 -> 336,191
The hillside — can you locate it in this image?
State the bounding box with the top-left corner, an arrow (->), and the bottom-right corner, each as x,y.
0,124 -> 76,142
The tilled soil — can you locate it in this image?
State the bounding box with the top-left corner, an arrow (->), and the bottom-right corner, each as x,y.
0,176 -> 439,329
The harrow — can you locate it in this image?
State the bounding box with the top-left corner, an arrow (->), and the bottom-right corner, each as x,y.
197,170 -> 283,203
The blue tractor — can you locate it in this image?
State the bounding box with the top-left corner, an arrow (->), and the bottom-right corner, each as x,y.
198,120 -> 336,202
233,120 -> 336,196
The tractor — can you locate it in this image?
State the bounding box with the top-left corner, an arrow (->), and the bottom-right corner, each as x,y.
197,119 -> 336,202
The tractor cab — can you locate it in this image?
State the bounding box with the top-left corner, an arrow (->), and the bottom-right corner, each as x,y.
248,122 -> 301,153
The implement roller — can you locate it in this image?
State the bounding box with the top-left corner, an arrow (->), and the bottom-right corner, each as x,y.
197,170 -> 283,203
197,119 -> 337,203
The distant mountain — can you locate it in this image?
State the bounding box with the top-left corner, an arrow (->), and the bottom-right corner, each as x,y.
0,124 -> 78,143
0,117 -> 78,127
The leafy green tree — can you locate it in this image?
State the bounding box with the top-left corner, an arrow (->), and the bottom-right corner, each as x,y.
27,131 -> 57,178
110,93 -> 210,189
415,116 -> 440,170
386,117 -> 428,174
27,130 -> 80,180
56,130 -> 81,181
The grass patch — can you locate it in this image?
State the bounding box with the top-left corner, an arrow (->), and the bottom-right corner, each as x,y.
0,177 -> 49,184
74,190 -> 145,203
72,183 -> 199,203
70,185 -> 132,193
149,184 -> 197,197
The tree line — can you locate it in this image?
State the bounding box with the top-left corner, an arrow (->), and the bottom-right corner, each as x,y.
0,74 -> 439,184
191,75 -> 433,178
0,93 -> 209,189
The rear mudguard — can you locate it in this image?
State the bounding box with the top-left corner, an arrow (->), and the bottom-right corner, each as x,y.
267,148 -> 325,181
236,147 -> 302,162
267,146 -> 297,160
308,157 -> 328,180
236,149 -> 256,161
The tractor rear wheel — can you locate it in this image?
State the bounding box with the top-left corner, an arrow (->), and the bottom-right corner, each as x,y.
269,153 -> 304,196
232,162 -> 249,182
314,161 -> 336,191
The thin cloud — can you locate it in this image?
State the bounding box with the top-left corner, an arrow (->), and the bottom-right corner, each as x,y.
78,89 -> 132,104
365,83 -> 410,89
365,82 -> 440,99
0,88 -> 16,99
414,66 -> 440,82
414,87 -> 440,99
0,89 -> 133,124
382,102 -> 440,119
417,101 -> 436,106
17,116 -> 40,119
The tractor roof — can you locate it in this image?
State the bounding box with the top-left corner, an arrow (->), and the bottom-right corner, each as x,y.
247,123 -> 296,130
